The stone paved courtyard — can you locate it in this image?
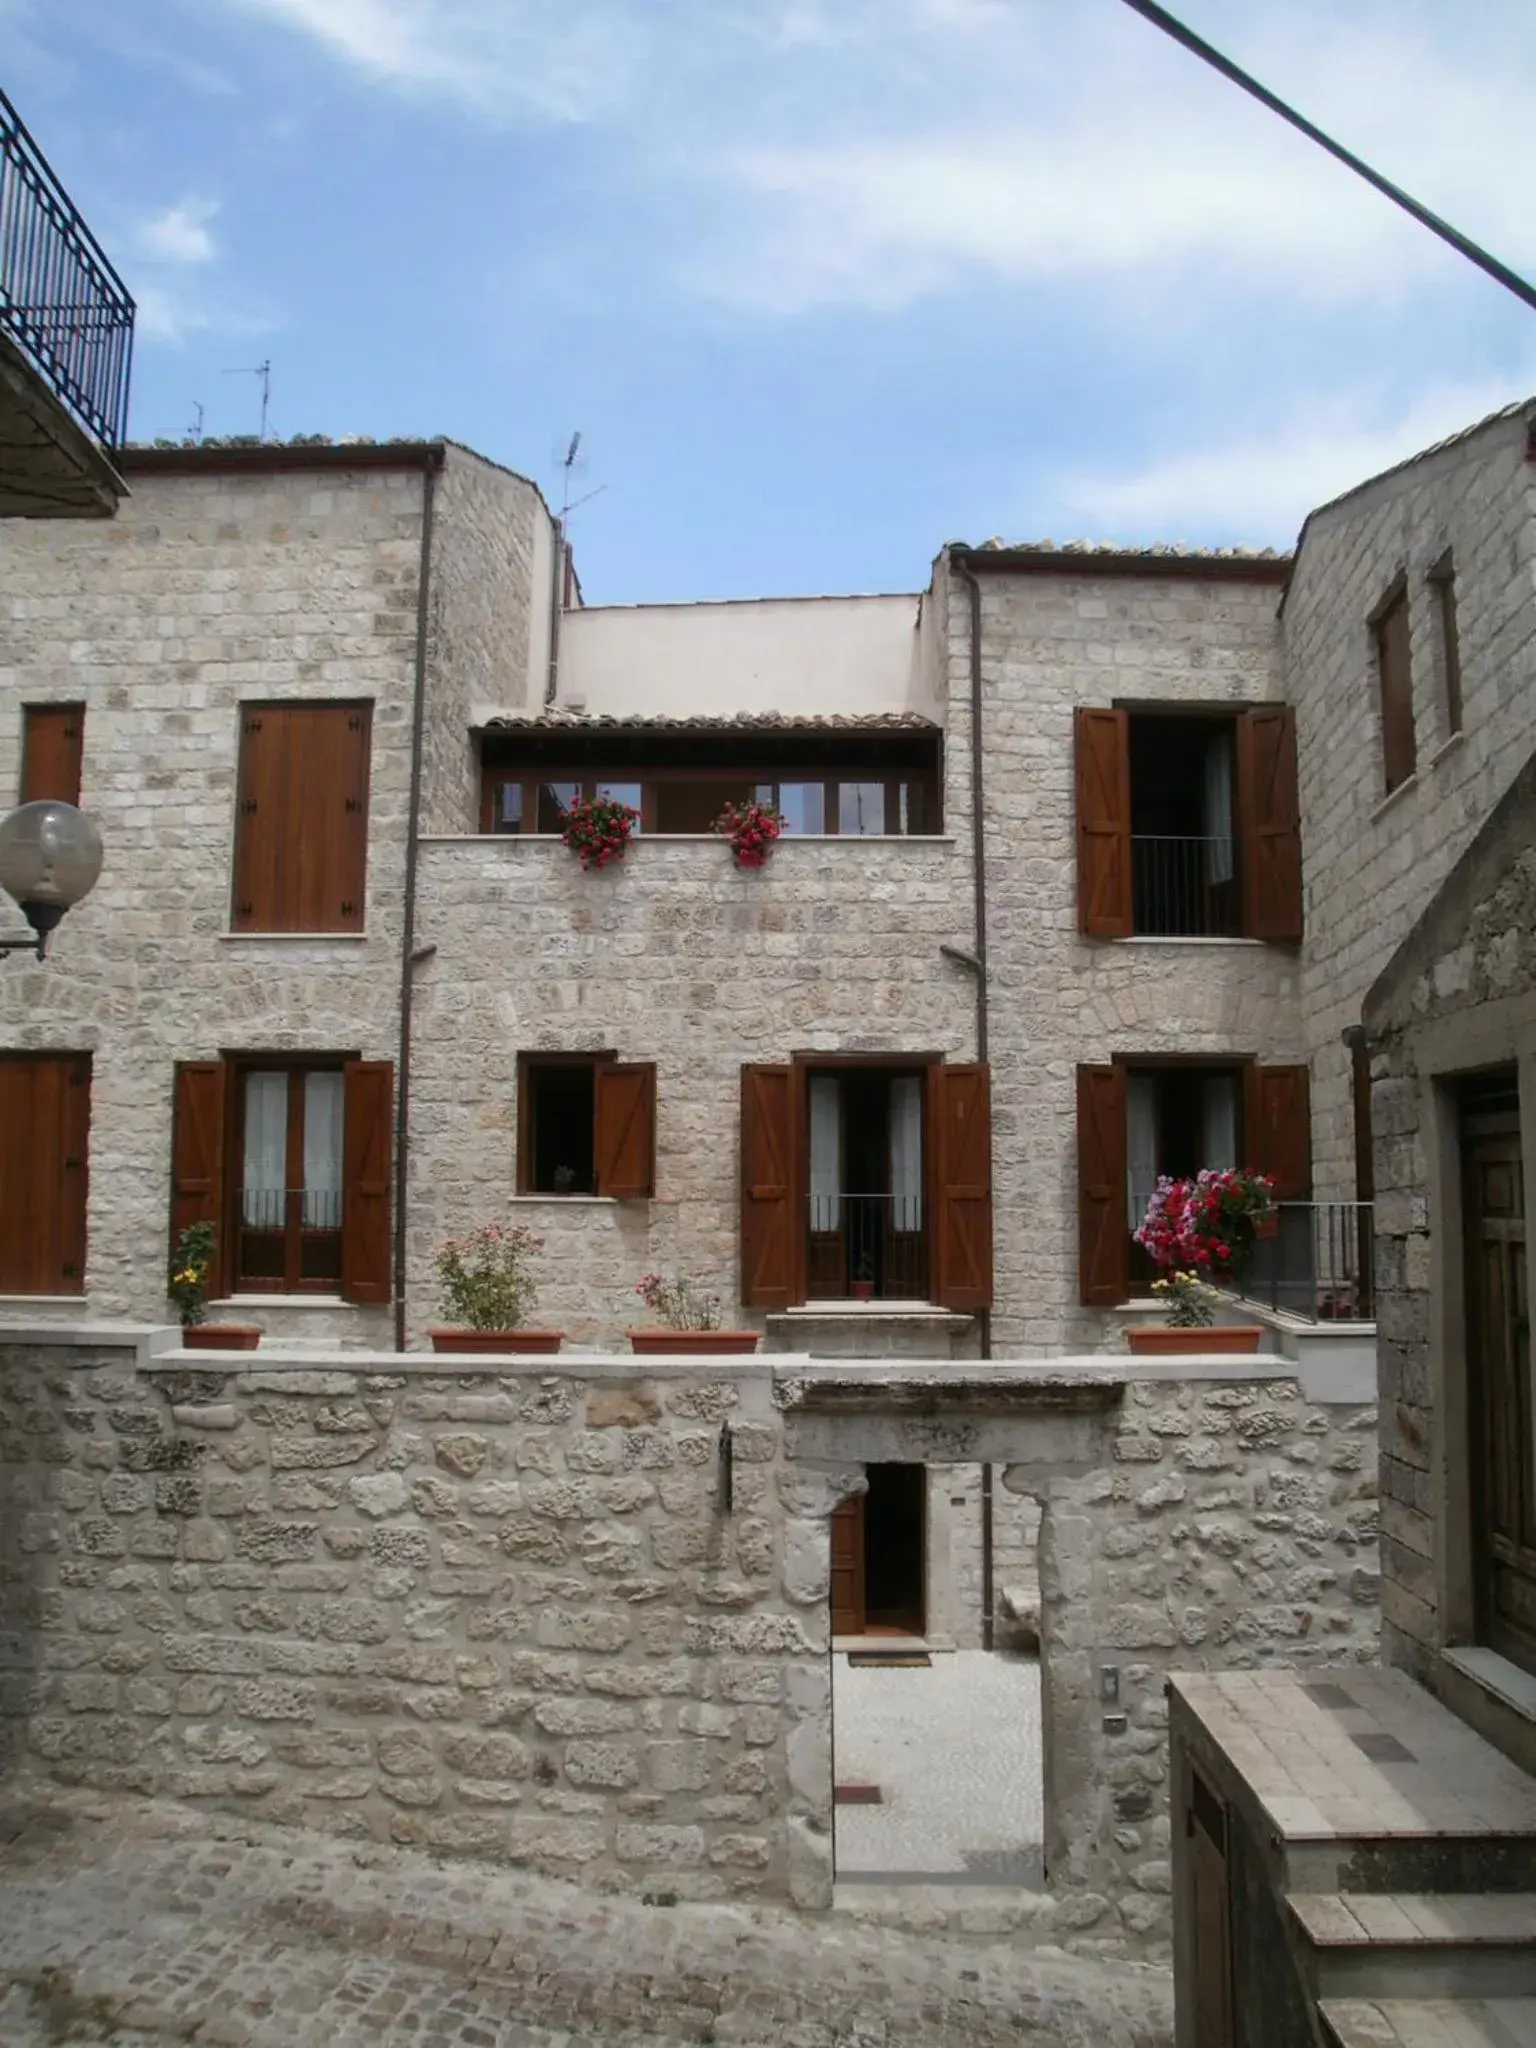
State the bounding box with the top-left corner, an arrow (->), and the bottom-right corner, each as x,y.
0,1791 -> 1170,2046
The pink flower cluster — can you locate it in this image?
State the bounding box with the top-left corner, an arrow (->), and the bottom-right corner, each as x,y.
562,795 -> 639,870
1134,1168 -> 1276,1277
713,799 -> 784,869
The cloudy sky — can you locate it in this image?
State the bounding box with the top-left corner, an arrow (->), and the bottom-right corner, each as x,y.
8,0 -> 1535,599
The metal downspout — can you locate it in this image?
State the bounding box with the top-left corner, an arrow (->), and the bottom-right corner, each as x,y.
393,452 -> 441,1350
954,552 -> 995,1648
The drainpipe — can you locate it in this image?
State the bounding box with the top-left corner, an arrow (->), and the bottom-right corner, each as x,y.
953,550 -> 996,1648
393,451 -> 442,1350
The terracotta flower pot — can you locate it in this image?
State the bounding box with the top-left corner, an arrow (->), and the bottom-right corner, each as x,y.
1125,1325 -> 1263,1356
626,1330 -> 760,1355
428,1328 -> 564,1354
182,1324 -> 262,1351
850,1281 -> 875,1302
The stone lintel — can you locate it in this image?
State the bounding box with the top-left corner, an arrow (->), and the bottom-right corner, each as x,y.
771,1369 -> 1126,1415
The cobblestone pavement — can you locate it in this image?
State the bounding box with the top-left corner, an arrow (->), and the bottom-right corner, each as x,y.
0,1792 -> 1171,2047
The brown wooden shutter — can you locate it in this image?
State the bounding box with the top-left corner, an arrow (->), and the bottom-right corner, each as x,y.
342,1059 -> 393,1303
1243,1063 -> 1312,1200
1373,584 -> 1416,794
928,1062 -> 993,1310
232,702 -> 372,932
59,1056 -> 90,1291
595,1062 -> 656,1199
741,1063 -> 799,1309
830,1494 -> 866,1637
1235,707 -> 1303,943
20,705 -> 85,806
170,1060 -> 227,1297
1075,707 -> 1132,937
1077,1063 -> 1129,1306
0,1055 -> 89,1293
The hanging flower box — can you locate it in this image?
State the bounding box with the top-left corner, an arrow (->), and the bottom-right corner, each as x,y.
713,798 -> 784,869
561,795 -> 639,870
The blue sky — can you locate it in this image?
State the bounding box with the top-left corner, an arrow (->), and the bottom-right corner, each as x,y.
7,0 -> 1536,602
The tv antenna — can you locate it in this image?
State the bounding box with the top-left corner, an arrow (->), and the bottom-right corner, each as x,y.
557,430 -> 606,526
223,358 -> 273,441
187,400 -> 205,445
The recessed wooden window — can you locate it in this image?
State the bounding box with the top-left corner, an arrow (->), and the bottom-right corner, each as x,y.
231,701 -> 372,932
516,1054 -> 656,1198
1428,550 -> 1463,737
170,1056 -> 393,1301
20,704 -> 85,806
1372,579 -> 1416,794
0,1053 -> 90,1294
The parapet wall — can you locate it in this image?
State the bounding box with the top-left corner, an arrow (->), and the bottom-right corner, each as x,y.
0,1333 -> 1380,1956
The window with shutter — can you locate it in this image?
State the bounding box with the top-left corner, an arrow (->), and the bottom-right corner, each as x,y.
1428,550 -> 1463,738
1372,581 -> 1416,794
20,705 -> 85,806
928,1062 -> 993,1309
1077,1064 -> 1129,1306
170,1060 -> 228,1299
1243,1064 -> 1312,1200
1075,708 -> 1133,937
342,1060 -> 393,1303
231,701 -> 372,932
741,1063 -> 799,1309
0,1054 -> 91,1294
595,1063 -> 656,1199
1235,706 -> 1303,943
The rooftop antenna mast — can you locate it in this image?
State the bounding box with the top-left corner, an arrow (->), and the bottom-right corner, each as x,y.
186,400 -> 205,445
223,357 -> 273,441
558,430 -> 607,529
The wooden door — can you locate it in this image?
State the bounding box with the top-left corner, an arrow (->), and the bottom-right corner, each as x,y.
1467,1122 -> 1534,1669
830,1494 -> 866,1637
1188,1770 -> 1233,2048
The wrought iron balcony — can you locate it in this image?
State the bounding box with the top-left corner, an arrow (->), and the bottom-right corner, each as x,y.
807,1192 -> 930,1301
0,87 -> 135,517
1243,1201 -> 1374,1323
1132,835 -> 1242,937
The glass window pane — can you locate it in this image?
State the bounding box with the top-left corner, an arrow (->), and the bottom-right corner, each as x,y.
303,1071 -> 344,1231
839,781 -> 885,836
536,781 -> 580,833
899,782 -> 927,835
775,782 -> 825,835
596,781 -> 643,831
243,1071 -> 287,1230
492,782 -> 524,833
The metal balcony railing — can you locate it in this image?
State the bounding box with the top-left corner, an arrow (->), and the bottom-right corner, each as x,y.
0,88 -> 134,451
1243,1202 -> 1374,1323
1132,835 -> 1241,937
240,1187 -> 344,1231
807,1192 -> 929,1301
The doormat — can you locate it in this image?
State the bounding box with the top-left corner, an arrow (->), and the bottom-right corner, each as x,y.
847,1652 -> 931,1669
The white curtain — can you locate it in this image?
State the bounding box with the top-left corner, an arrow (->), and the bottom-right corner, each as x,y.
809,1076 -> 841,1232
303,1070 -> 345,1229
1204,730 -> 1235,885
1127,1072 -> 1159,1232
889,1075 -> 923,1233
242,1071 -> 287,1229
1202,1074 -> 1238,1172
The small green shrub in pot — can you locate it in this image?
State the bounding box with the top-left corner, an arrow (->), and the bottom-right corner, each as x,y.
435,1222 -> 543,1331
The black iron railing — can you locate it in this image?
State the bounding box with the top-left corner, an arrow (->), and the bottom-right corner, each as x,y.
0,88 -> 134,451
1244,1202 -> 1374,1322
240,1188 -> 344,1231
1132,835 -> 1241,937
807,1193 -> 928,1301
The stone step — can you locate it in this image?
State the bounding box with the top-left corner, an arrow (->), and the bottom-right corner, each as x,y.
1321,1995 -> 1536,2046
1291,1895 -> 1536,2002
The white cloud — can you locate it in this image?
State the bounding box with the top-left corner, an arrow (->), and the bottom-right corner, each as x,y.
1053,378 -> 1536,547
133,282 -> 216,345
136,198 -> 220,266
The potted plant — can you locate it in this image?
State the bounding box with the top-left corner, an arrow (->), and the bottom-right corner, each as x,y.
1127,1169 -> 1274,1354
170,1222 -> 261,1351
849,1249 -> 875,1303
713,797 -> 784,869
430,1222 -> 563,1353
561,795 -> 639,871
627,1271 -> 759,1355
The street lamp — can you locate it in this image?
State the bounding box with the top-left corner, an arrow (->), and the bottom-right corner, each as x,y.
0,800 -> 104,959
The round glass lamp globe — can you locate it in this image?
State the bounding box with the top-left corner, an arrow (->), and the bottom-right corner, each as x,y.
0,801 -> 105,911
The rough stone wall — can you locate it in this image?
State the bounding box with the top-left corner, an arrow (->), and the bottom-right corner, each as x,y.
0,462 -> 427,1340
1286,405 -> 1536,1200
406,835 -> 977,1347
954,567 -> 1301,1351
419,446 -> 552,837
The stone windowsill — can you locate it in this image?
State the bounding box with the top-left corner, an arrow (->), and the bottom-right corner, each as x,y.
209,1295 -> 356,1312
1109,936 -> 1264,949
0,1294 -> 88,1307
507,1195 -> 623,1207
219,931 -> 371,943
775,1301 -> 967,1319
1429,729 -> 1465,771
1370,772 -> 1418,824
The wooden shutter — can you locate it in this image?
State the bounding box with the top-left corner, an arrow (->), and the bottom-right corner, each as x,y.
170,1060 -> 227,1297
1243,1063 -> 1312,1200
0,1055 -> 89,1293
741,1064 -> 799,1309
1374,585 -> 1416,794
232,702 -> 371,932
830,1494 -> 866,1637
1235,706 -> 1303,943
929,1062 -> 993,1310
1188,1773 -> 1234,2048
1077,1063 -> 1129,1306
20,705 -> 85,805
595,1062 -> 656,1199
342,1060 -> 393,1303
1075,707 -> 1132,938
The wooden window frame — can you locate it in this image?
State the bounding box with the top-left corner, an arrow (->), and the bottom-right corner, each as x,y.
480,766 -> 940,838
514,1051 -> 656,1199
19,704 -> 85,807
231,699 -> 373,934
225,1055 -> 355,1296
1427,549 -> 1463,738
1370,576 -> 1416,795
